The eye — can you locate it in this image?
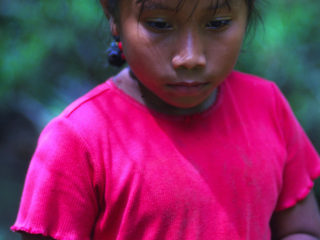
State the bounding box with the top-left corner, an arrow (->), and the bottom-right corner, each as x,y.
206,19 -> 231,30
146,19 -> 173,30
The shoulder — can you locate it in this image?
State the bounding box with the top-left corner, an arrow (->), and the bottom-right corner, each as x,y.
36,79 -> 122,156
223,71 -> 284,111
52,79 -> 118,139
61,79 -> 113,119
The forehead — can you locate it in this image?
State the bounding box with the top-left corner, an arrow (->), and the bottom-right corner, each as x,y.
136,0 -> 238,11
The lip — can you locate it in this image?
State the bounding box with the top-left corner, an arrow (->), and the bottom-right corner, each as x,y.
166,82 -> 209,95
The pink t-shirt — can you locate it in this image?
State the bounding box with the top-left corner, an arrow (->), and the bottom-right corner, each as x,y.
12,71 -> 320,240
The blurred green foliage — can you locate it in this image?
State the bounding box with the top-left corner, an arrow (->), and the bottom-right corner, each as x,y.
0,0 -> 117,129
1,0 -> 319,239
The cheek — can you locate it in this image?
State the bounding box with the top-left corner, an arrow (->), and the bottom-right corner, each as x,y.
205,31 -> 245,82
124,26 -> 173,62
123,39 -> 172,80
208,39 -> 241,68
217,29 -> 245,64
123,45 -> 163,87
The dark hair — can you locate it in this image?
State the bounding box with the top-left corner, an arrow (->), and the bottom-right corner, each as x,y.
103,0 -> 261,67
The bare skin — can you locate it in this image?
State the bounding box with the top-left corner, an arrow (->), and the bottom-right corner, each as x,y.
270,192 -> 320,240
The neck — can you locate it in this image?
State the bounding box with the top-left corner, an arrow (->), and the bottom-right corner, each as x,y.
113,67 -> 218,116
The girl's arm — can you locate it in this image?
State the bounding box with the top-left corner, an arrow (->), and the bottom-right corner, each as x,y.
281,235 -> 320,240
270,191 -> 320,240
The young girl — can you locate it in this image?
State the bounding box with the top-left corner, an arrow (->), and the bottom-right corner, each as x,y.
12,0 -> 320,239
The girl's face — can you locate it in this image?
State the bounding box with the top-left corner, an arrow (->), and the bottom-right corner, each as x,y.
114,0 -> 248,109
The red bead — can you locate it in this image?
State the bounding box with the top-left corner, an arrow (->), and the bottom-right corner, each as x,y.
118,42 -> 123,51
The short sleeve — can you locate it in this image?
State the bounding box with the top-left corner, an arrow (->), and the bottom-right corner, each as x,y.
11,117 -> 99,240
272,84 -> 320,211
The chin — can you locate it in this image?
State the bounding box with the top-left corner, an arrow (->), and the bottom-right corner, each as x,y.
167,98 -> 209,110
167,90 -> 217,112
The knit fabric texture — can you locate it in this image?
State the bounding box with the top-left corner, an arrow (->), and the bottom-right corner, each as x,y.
11,71 -> 320,240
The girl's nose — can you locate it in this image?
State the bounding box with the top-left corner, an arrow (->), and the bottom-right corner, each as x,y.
171,30 -> 206,70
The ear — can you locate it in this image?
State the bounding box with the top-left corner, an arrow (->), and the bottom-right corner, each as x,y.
99,0 -> 120,36
109,16 -> 120,37
99,0 -> 109,18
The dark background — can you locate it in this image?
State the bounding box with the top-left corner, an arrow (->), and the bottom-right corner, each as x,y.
1,0 -> 320,239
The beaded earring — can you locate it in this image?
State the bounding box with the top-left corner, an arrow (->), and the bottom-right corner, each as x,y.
107,36 -> 126,67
